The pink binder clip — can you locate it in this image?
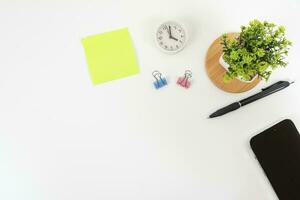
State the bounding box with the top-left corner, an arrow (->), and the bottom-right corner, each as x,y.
177,70 -> 192,88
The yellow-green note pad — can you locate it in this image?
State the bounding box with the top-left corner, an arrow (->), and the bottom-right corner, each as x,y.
82,28 -> 140,85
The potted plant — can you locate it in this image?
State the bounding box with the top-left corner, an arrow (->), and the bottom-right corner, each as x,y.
220,19 -> 292,83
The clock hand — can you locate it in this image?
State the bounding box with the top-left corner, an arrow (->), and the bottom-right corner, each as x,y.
170,36 -> 178,41
166,25 -> 171,38
168,26 -> 172,38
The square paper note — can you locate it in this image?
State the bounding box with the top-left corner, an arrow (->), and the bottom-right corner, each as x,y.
82,28 -> 139,85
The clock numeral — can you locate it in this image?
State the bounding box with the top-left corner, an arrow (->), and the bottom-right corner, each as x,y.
164,45 -> 168,49
158,36 -> 163,40
170,46 -> 173,50
179,40 -> 183,43
163,25 -> 167,30
176,45 -> 179,48
178,29 -> 182,33
181,35 -> 184,38
159,41 -> 163,45
158,31 -> 163,34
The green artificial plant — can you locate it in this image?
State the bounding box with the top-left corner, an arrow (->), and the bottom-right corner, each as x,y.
221,19 -> 292,82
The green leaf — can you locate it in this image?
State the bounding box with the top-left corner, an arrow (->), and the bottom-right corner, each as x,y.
256,48 -> 265,57
258,61 -> 269,72
223,73 -> 233,83
230,51 -> 239,60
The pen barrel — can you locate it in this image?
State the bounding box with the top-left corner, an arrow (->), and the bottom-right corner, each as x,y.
218,102 -> 241,114
240,94 -> 266,106
210,102 -> 241,118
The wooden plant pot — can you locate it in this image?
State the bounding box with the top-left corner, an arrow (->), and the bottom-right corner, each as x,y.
205,33 -> 260,93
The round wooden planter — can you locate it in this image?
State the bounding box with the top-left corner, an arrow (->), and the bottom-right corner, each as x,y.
205,32 -> 260,93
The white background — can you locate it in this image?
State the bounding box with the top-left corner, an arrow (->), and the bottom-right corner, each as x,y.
0,0 -> 300,199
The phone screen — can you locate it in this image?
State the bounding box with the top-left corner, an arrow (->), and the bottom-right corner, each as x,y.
250,119 -> 300,200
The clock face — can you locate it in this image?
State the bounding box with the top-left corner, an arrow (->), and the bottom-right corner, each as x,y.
156,21 -> 187,53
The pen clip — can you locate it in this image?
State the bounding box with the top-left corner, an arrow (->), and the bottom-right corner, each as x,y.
261,81 -> 287,91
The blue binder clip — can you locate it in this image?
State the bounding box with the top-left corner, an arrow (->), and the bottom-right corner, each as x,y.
152,70 -> 167,89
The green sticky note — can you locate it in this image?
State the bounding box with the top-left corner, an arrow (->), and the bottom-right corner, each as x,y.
82,28 -> 140,85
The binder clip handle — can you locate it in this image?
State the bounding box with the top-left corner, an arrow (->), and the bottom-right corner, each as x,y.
184,70 -> 192,79
152,70 -> 162,81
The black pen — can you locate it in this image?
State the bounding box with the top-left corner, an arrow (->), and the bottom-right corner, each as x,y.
209,81 -> 294,118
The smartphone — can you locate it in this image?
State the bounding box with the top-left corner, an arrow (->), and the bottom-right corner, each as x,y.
250,119 -> 300,200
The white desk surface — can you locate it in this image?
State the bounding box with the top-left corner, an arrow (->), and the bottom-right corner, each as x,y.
1,0 -> 300,199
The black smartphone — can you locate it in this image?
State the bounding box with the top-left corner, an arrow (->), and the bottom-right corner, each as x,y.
250,119 -> 300,200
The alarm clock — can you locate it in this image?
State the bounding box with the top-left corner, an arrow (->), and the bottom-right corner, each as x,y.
156,21 -> 187,54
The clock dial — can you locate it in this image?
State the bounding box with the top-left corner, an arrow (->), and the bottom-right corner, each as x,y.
156,21 -> 187,53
